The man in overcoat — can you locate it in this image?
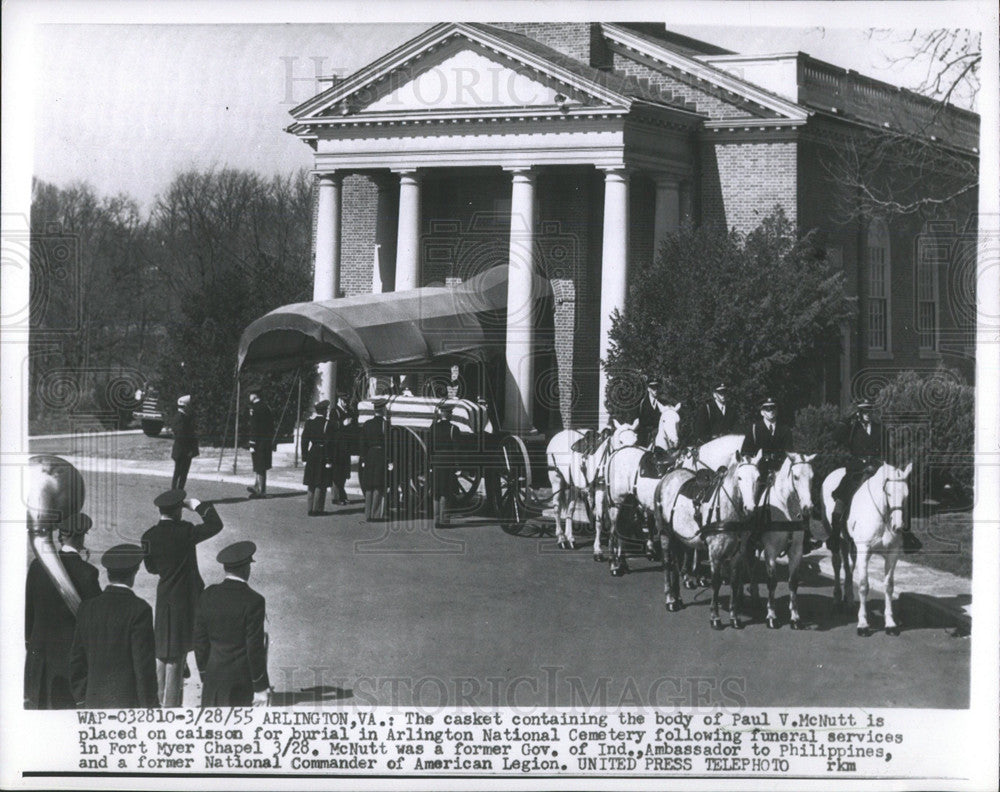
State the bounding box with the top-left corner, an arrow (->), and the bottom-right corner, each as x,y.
194,541 -> 270,707
431,404 -> 460,529
359,397 -> 388,521
247,391 -> 275,499
141,488 -> 223,706
24,513 -> 102,709
170,395 -> 198,490
301,400 -> 331,515
328,391 -> 353,505
69,544 -> 159,709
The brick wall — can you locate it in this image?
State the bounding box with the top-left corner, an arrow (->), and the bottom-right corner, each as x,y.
490,22 -> 602,67
339,175 -> 378,296
611,50 -> 755,120
701,139 -> 797,233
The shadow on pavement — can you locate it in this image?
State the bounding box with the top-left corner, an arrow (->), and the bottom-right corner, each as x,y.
270,686 -> 353,706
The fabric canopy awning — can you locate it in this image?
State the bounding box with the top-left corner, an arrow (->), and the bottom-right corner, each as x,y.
237,265 -> 552,373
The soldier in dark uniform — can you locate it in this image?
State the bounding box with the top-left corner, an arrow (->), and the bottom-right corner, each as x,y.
24,513 -> 102,709
170,395 -> 198,490
69,544 -> 159,709
329,392 -> 353,505
141,489 -> 223,707
301,400 -> 331,515
359,397 -> 388,522
831,401 -> 921,551
194,541 -> 270,707
431,404 -> 460,529
246,391 -> 275,499
692,382 -> 738,445
445,365 -> 464,399
741,397 -> 819,552
636,376 -> 663,448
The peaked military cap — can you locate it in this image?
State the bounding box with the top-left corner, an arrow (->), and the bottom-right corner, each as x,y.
314,400 -> 330,413
714,382 -> 728,392
153,489 -> 186,509
59,512 -> 93,536
760,397 -> 777,409
101,544 -> 146,571
217,540 -> 257,566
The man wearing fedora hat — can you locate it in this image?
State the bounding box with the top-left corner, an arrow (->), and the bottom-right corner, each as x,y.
194,541 -> 270,707
693,382 -> 738,445
141,488 -> 223,707
170,395 -> 199,490
70,544 -> 159,709
832,401 -> 922,551
301,400 -> 332,516
24,513 -> 102,709
329,391 -> 353,505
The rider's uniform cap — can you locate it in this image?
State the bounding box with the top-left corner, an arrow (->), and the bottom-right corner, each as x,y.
154,489 -> 186,509
437,403 -> 455,414
714,382 -> 727,392
314,400 -> 330,413
177,394 -> 192,407
760,397 -> 777,409
856,400 -> 875,410
371,396 -> 388,409
101,544 -> 146,571
217,540 -> 257,566
646,376 -> 660,387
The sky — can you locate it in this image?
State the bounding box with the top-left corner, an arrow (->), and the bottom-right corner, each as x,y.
20,2 -> 990,213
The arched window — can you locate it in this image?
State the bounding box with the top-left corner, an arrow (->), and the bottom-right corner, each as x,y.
866,218 -> 891,354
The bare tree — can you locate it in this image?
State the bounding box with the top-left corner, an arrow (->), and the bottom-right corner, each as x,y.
824,28 -> 980,223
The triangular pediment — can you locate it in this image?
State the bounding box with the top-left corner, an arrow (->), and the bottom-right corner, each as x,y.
363,47 -> 585,113
292,23 -> 633,123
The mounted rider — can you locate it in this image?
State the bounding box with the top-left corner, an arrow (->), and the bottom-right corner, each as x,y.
692,382 -> 738,445
635,376 -> 663,449
740,397 -> 818,552
831,401 -> 922,551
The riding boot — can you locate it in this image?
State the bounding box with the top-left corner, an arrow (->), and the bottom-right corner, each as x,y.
901,526 -> 923,552
828,500 -> 845,549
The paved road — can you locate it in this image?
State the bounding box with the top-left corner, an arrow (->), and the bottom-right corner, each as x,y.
46,468 -> 969,709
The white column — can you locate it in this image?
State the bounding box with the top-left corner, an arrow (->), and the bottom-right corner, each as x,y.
373,174 -> 397,293
598,167 -> 630,427
313,172 -> 342,401
653,174 -> 681,256
394,169 -> 422,292
502,167 -> 537,433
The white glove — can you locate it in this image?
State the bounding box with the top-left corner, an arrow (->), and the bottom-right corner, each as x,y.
183,498 -> 202,510
252,688 -> 271,706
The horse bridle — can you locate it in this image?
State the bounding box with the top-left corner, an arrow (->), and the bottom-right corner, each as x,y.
879,476 -> 909,528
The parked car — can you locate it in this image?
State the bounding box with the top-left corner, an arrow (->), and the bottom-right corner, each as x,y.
132,385 -> 165,437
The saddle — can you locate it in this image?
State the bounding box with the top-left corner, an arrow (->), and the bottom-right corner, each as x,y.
639,447 -> 679,479
680,468 -> 725,528
571,427 -> 611,455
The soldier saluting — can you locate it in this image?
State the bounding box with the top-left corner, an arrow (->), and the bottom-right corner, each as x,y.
194,541 -> 270,707
141,488 -> 223,707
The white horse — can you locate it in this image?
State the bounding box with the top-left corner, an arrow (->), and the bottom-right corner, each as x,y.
546,419 -> 638,558
597,405 -> 682,575
748,453 -> 817,630
676,433 -> 745,472
655,452 -> 760,629
822,462 -> 912,636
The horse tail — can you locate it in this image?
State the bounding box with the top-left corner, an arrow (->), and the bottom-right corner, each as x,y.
653,477 -> 667,538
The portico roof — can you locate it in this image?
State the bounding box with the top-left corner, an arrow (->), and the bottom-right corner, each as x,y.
287,22 -> 701,137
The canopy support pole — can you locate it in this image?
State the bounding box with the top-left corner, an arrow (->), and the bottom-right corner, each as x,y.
217,370 -> 239,472
233,379 -> 241,474
294,371 -> 303,468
